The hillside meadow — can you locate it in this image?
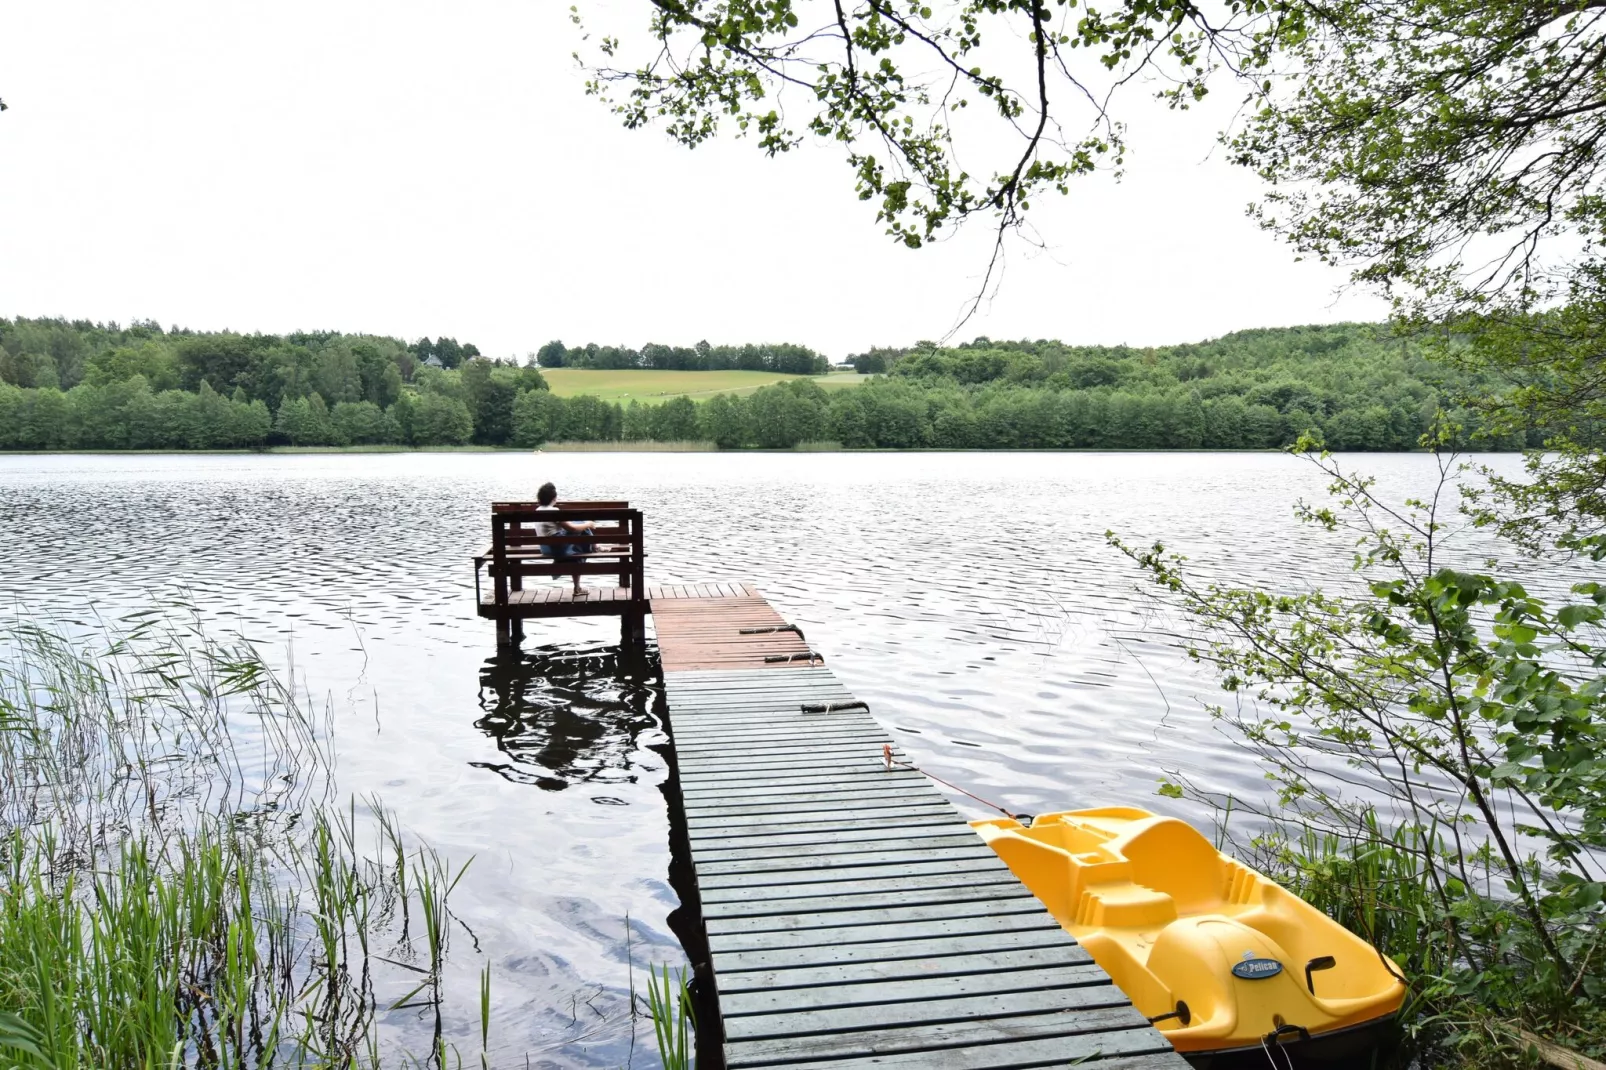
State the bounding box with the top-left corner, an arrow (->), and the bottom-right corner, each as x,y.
541,368 -> 864,402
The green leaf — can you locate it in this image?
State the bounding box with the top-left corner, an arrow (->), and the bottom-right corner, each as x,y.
0,1013 -> 45,1059
1556,604 -> 1600,629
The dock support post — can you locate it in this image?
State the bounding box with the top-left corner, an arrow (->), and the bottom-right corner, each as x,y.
621,606 -> 645,648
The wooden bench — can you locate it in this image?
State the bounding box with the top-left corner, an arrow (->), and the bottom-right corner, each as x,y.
473,501 -> 647,644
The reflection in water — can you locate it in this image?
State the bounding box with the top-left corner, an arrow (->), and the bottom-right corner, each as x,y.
473,643 -> 661,795
471,637 -> 720,1067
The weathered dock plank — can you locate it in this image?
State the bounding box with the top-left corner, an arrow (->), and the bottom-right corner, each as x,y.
657,588 -> 1187,1069
719,962 -> 1115,1015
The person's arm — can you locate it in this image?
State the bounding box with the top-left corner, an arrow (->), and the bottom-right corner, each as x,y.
560,520 -> 595,532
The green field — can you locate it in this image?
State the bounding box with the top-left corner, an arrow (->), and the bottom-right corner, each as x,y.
541,368 -> 864,403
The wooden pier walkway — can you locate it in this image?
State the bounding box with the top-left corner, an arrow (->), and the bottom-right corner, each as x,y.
471,506 -> 1183,1067
658,588 -> 1187,1070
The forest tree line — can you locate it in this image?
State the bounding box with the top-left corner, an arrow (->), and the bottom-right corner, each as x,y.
0,318 -> 1545,450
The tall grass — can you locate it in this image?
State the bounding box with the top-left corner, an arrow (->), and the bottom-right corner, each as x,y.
0,614 -> 480,1068
1250,811 -> 1438,991
643,965 -> 694,1070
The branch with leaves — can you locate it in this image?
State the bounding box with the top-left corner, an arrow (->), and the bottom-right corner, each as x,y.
1111,441 -> 1606,1051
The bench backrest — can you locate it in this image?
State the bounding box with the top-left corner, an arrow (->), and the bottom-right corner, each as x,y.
485,502 -> 645,603
493,503 -> 637,549
491,500 -> 630,512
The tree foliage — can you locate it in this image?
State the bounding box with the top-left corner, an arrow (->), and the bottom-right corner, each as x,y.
1114,446 -> 1606,1061
578,0 -> 1606,292
0,319 -> 513,449
1,321 -> 1544,452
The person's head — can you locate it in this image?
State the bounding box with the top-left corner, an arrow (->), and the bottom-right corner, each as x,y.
537,482 -> 557,506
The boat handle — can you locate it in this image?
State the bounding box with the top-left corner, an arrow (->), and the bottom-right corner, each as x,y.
1265,1022 -> 1312,1046
1147,1001 -> 1191,1027
800,701 -> 869,714
1304,955 -> 1336,995
741,624 -> 804,637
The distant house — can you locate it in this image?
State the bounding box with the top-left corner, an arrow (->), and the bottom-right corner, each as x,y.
422,355 -> 445,369
832,361 -> 855,372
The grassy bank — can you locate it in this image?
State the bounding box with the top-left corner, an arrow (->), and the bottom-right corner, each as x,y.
542,368 -> 863,403
0,446 -> 522,455
266,444 -> 514,453
541,440 -> 718,452
4,443 -> 1335,456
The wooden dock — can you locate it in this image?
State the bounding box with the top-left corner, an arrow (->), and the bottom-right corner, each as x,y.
657,588 -> 1188,1069
470,507 -> 1184,1067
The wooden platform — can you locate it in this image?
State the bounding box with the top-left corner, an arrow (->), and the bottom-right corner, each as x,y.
476,581 -> 754,619
654,586 -> 815,671
658,590 -> 1188,1070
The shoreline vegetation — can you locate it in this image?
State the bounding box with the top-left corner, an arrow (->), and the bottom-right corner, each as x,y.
0,613 -> 490,1067
1116,441 -> 1606,1068
0,318 -> 1551,454
0,443 -> 1453,455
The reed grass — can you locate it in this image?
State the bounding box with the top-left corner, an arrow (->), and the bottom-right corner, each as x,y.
0,613 -> 482,1068
1246,807 -> 1606,1065
1260,812 -> 1446,983
644,965 -> 694,1070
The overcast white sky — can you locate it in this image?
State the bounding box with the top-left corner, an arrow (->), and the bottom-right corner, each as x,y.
0,1 -> 1390,359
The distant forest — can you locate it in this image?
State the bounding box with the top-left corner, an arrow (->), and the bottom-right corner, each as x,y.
0,318 -> 1543,451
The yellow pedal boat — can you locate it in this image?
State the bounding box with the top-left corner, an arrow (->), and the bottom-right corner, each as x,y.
972,807 -> 1406,1065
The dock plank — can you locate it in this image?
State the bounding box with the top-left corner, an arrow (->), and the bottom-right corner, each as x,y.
722,1007 -> 1159,1066
701,880 -> 1032,918
707,910 -> 1060,950
724,984 -> 1137,1041
716,945 -> 1097,991
719,962 -> 1115,1016
705,895 -> 1046,936
692,831 -> 984,863
686,794 -> 947,817
687,811 -> 955,841
758,1037 -> 1179,1070
709,926 -> 1076,973
681,784 -> 945,809
694,855 -> 1014,891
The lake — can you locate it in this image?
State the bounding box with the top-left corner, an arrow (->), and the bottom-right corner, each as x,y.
0,449 -> 1524,1068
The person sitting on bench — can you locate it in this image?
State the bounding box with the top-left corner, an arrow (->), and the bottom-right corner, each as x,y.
534,481 -> 595,595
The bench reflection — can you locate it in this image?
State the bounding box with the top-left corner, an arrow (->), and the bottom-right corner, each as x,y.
471,643 -> 661,791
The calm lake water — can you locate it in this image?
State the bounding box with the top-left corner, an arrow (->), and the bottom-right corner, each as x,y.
0,450 -> 1526,1068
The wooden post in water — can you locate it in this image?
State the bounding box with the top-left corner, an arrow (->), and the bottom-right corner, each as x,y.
507,517 -> 525,645
620,511 -> 647,648
491,512 -> 515,645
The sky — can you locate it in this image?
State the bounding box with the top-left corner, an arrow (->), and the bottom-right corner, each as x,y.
0,1 -> 1391,359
